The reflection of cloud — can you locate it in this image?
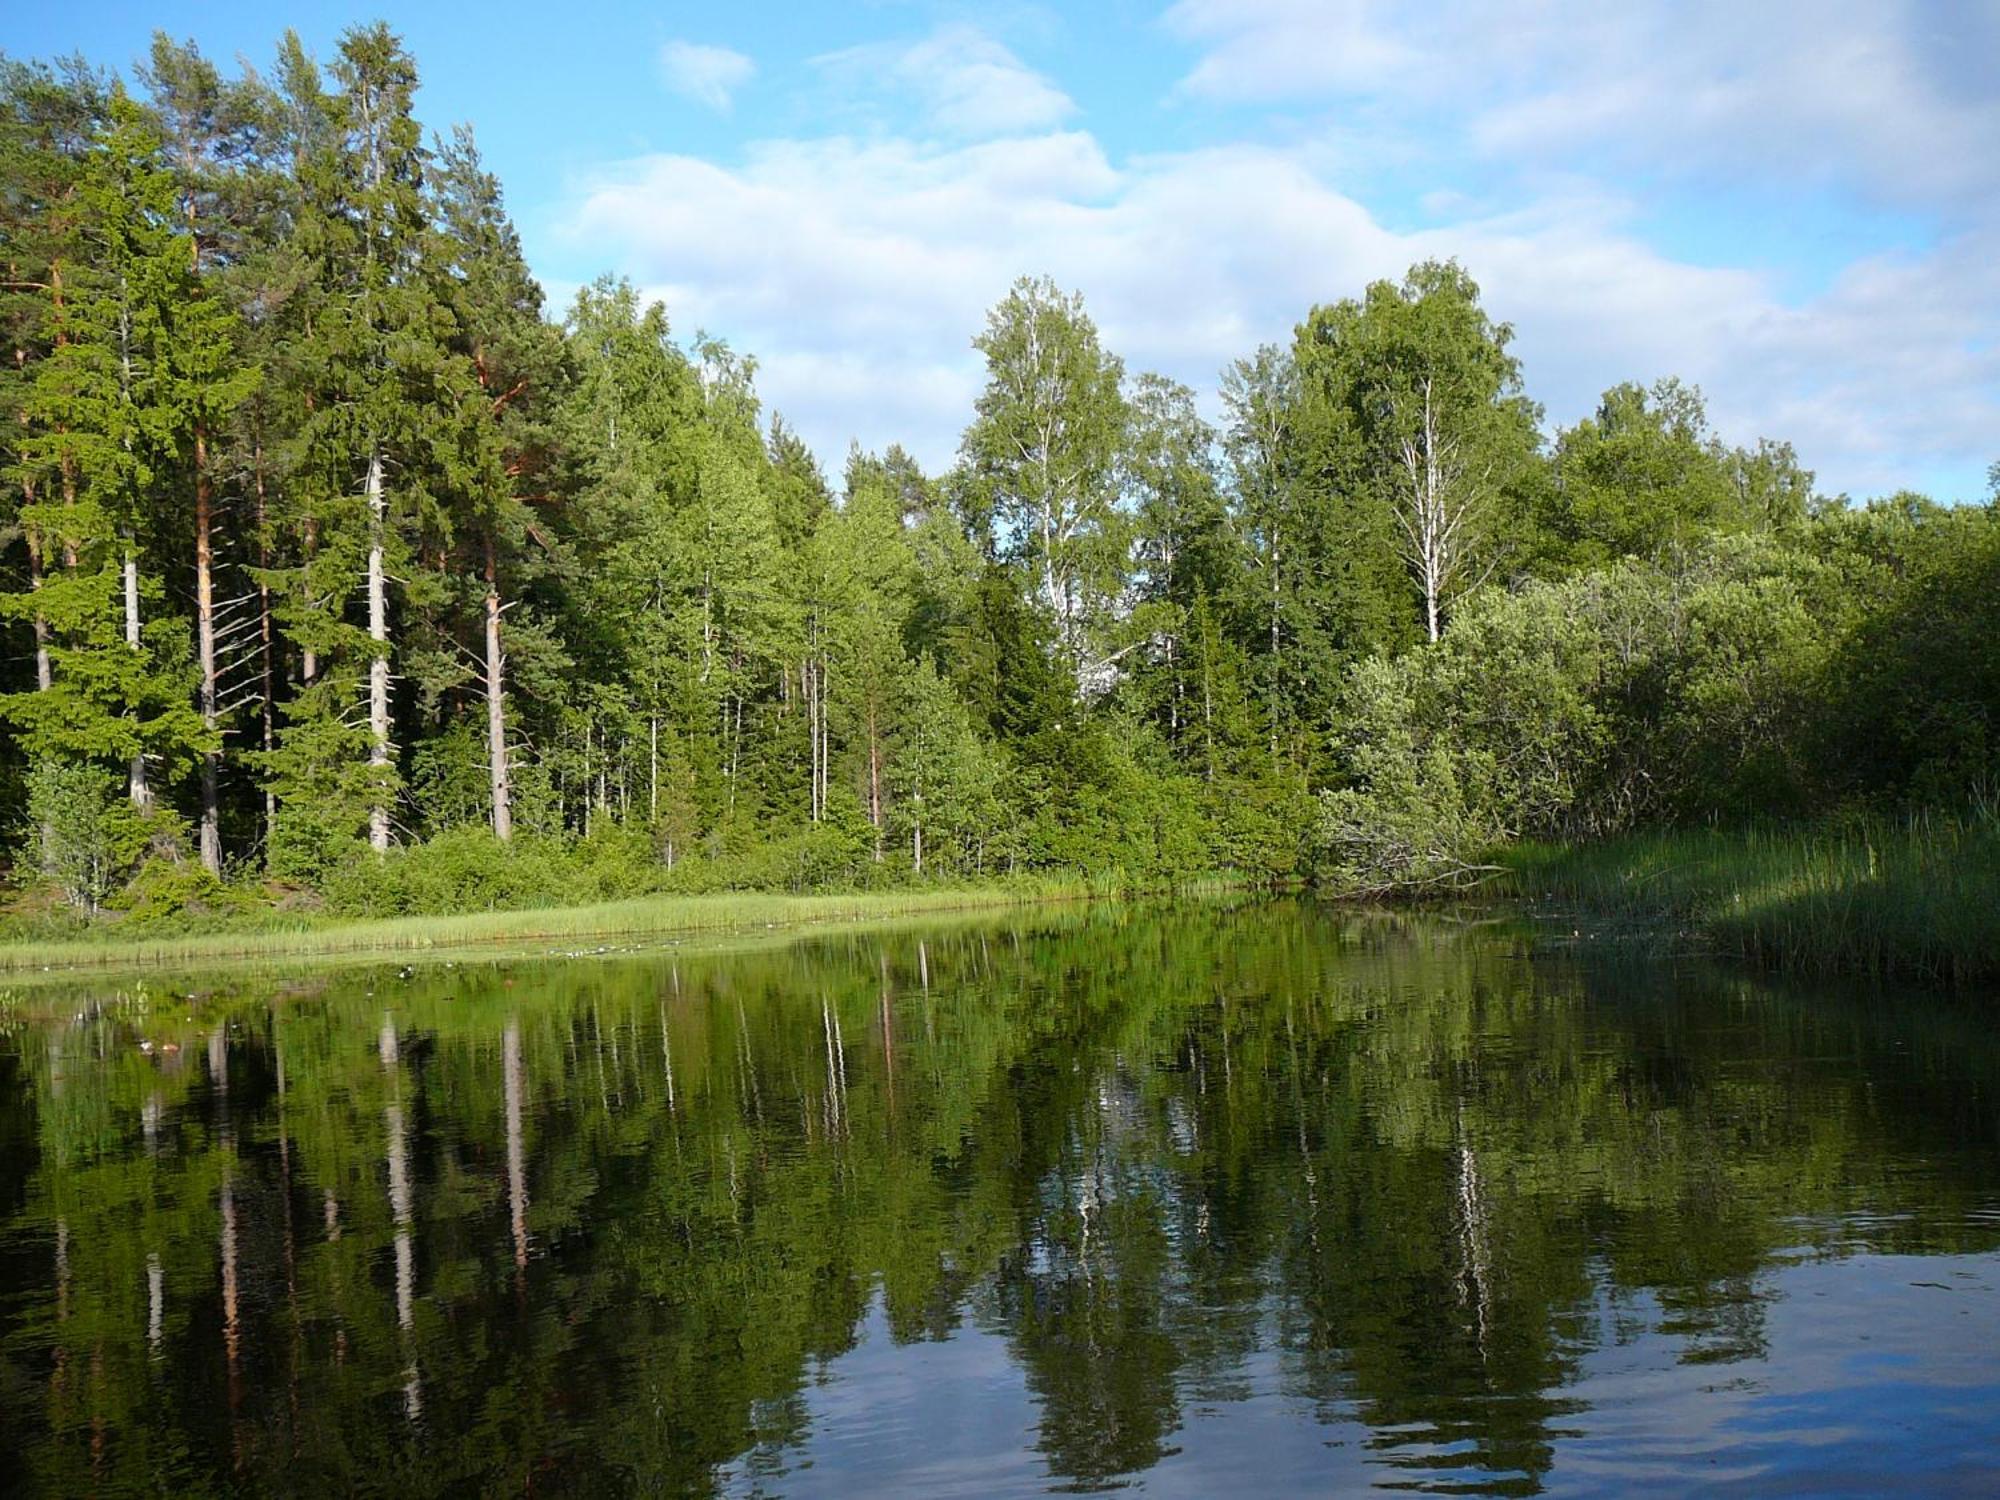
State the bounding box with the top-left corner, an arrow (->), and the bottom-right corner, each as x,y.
658,40 -> 754,112
561,127 -> 1999,497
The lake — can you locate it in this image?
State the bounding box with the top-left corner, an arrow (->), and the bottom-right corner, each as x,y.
1,901 -> 1996,1495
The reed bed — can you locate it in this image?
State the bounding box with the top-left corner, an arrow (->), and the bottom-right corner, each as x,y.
1499,810 -> 2000,984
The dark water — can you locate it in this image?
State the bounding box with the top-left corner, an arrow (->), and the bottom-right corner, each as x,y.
1,902 -> 1997,1496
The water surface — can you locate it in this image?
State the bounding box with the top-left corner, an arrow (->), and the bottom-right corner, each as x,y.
1,902 -> 1996,1495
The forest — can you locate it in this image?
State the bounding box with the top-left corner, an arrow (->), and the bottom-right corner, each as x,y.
2,25 -> 1997,938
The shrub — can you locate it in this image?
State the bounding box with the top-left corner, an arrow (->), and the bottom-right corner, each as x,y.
23,761 -> 161,914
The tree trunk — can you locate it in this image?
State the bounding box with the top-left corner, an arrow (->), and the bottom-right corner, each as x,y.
254,448 -> 276,842
484,532 -> 512,841
13,347 -> 49,691
868,703 -> 883,861
26,524 -> 50,693
194,423 -> 221,873
122,542 -> 151,812
365,452 -> 391,850
805,656 -> 819,823
301,513 -> 319,685
912,793 -> 924,875
1268,522 -> 1282,753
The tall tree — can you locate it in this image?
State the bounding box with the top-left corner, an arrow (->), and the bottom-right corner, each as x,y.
1,93 -> 210,848
265,25 -> 454,860
1124,372 -> 1231,751
960,276 -> 1130,687
140,35 -> 265,871
434,123 -> 567,842
1297,260 -> 1541,643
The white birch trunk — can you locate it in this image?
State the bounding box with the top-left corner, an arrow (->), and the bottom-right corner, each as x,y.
366,451 -> 391,850
484,536 -> 511,842
123,542 -> 151,812
194,427 -> 221,873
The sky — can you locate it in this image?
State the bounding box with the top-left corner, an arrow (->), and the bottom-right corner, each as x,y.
11,0 -> 1999,502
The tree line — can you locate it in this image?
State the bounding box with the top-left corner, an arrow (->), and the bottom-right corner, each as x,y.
2,25 -> 1995,916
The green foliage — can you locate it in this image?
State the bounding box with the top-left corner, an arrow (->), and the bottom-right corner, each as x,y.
0,22 -> 1989,963
1309,539 -> 1869,893
1502,809 -> 2000,983
22,760 -> 158,913
1539,379 -> 1804,568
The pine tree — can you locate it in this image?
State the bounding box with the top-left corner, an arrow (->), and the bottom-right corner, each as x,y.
140,35 -> 267,872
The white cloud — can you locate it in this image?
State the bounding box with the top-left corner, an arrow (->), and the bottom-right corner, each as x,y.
557,125 -> 2000,498
658,40 -> 755,112
814,24 -> 1076,137
1163,1 -> 2000,216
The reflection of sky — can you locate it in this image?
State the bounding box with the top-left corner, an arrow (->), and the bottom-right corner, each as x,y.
737,1250 -> 2000,1496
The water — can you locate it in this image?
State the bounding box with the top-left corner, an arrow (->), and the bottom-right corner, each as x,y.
1,901 -> 1996,1496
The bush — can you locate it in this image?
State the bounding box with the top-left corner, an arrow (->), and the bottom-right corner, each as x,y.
23,761 -> 162,914
1308,540 -> 1849,893
111,857 -> 260,924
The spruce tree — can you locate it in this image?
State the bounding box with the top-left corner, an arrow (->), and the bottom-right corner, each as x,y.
1,92 -> 210,891
433,124 -> 568,842
262,24 -> 453,863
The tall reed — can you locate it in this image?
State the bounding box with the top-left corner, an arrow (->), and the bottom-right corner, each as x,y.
1499,808 -> 2000,984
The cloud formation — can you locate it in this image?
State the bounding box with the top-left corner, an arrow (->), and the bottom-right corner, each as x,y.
562,11 -> 1999,500
814,24 -> 1077,137
658,40 -> 755,112
1165,0 -> 2000,212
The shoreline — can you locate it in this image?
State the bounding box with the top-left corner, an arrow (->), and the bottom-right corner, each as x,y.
0,883 -> 1105,981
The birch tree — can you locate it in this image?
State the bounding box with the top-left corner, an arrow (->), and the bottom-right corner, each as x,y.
1304,260 -> 1538,644
960,276 -> 1129,687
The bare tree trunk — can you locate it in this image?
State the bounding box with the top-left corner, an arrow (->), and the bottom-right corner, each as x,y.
484,532 -> 511,841
122,541 -> 151,812
300,512 -> 319,684
868,701 -> 883,861
1268,523 -> 1282,753
912,792 -> 923,875
195,424 -> 221,873
805,656 -> 819,823
365,452 -> 391,850
1394,374 -> 1486,647
26,525 -> 49,692
254,449 -> 276,842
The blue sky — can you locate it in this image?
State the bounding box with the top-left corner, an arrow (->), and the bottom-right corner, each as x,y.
12,0 -> 1998,500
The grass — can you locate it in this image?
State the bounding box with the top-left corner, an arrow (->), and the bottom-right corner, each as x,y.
1497,808 -> 2000,984
0,878 -> 1110,977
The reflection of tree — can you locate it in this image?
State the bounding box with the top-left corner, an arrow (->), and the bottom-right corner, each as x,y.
0,904 -> 1995,1494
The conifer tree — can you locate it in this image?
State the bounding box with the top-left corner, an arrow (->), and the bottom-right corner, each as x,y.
434,124 -> 567,841
264,24 -> 452,861
140,35 -> 266,872
1,92 -> 210,857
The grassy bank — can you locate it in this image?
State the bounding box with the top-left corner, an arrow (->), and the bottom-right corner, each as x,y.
1498,811 -> 2000,984
0,879 -> 1111,976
